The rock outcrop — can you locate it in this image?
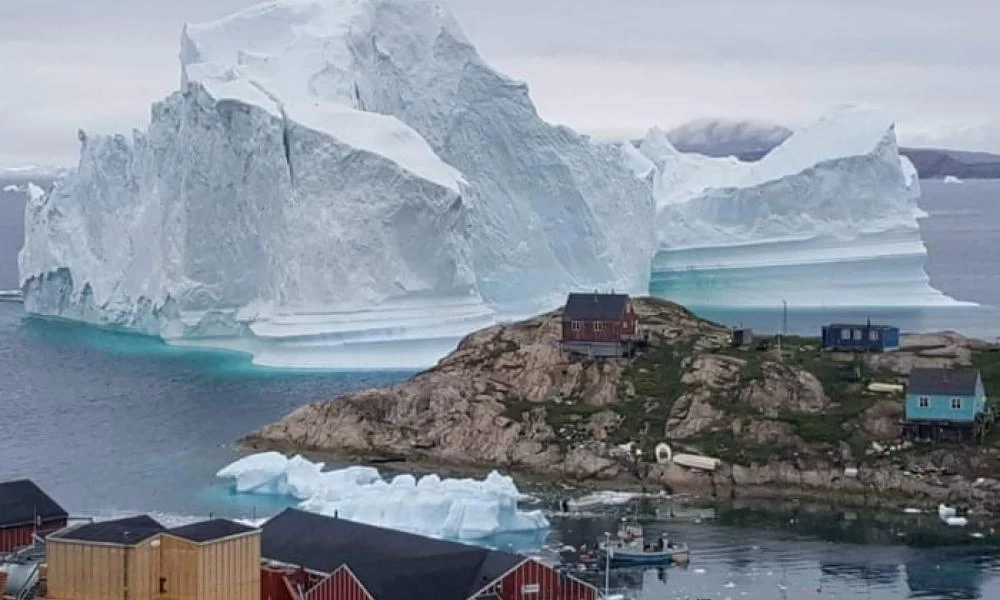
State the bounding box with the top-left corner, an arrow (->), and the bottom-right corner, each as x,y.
246,297 -> 1000,510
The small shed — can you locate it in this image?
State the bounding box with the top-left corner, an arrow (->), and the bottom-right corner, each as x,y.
46,515 -> 260,600
821,321 -> 899,352
0,479 -> 68,552
730,328 -> 753,348
261,508 -> 597,600
561,292 -> 638,358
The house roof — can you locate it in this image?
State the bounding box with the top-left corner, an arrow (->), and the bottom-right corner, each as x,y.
563,293 -> 629,321
908,368 -> 981,396
825,323 -> 897,331
166,519 -> 257,543
0,479 -> 68,528
261,509 -> 524,600
53,515 -> 165,545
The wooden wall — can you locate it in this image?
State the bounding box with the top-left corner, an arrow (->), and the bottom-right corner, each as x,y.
46,537 -> 158,600
306,567 -> 373,600
47,532 -> 261,600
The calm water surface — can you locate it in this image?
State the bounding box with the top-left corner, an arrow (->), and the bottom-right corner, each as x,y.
1,180 -> 1000,599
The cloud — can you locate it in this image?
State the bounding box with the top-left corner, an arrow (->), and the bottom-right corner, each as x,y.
0,0 -> 997,167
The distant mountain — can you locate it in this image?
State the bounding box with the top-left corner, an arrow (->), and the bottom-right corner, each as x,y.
666,118 -> 792,161
664,119 -> 1000,178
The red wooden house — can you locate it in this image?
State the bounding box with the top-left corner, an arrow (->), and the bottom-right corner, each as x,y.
260,509 -> 596,600
0,479 -> 68,553
561,292 -> 638,357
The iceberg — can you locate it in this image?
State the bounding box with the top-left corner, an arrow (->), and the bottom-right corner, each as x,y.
216,452 -> 549,540
19,0 -> 653,368
636,108 -> 967,308
943,175 -> 963,184
2,185 -> 20,193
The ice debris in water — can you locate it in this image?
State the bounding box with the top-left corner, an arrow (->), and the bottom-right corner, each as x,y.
217,452 -> 549,539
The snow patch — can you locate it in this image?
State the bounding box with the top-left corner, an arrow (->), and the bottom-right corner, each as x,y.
216,452 -> 549,540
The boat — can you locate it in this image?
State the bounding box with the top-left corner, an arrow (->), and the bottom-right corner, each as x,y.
597,516 -> 689,566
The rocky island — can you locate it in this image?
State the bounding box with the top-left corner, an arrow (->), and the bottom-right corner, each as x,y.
245,298 -> 1000,512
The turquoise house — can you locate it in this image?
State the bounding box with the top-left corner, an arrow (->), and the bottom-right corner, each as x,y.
905,368 -> 987,423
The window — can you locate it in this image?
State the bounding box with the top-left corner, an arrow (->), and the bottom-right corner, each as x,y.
571,321 -> 581,331
852,329 -> 862,341
869,329 -> 879,341
593,322 -> 604,332
952,398 -> 963,410
918,396 -> 929,408
840,328 -> 850,341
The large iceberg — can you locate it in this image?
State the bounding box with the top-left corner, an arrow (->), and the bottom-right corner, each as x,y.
19,0 -> 653,368
633,108 -> 966,308
216,452 -> 549,540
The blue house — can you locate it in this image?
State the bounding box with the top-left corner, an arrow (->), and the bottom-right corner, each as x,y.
904,368 -> 991,442
821,321 -> 900,352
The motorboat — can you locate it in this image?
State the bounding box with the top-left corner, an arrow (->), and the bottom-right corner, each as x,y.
597,517 -> 689,566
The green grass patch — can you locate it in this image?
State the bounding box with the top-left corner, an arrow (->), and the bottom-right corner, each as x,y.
617,341 -> 691,448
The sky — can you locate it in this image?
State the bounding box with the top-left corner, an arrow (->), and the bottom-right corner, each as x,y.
1,0 -> 998,167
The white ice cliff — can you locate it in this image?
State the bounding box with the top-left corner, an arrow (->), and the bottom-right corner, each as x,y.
633,108 -> 966,308
19,1 -> 962,368
19,0 -> 653,368
216,452 -> 549,540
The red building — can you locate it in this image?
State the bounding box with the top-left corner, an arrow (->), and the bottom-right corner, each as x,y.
260,509 -> 597,600
561,292 -> 638,357
0,479 -> 68,552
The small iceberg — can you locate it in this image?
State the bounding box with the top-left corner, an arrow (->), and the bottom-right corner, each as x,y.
943,175 -> 963,184
945,516 -> 968,527
903,507 -> 922,514
217,452 -> 548,540
564,491 -> 637,511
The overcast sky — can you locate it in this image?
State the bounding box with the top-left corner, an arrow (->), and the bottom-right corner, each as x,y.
1,0 -> 997,167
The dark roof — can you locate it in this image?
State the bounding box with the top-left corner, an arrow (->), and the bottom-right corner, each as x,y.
54,515 -> 165,545
166,519 -> 257,543
262,509 -> 525,600
0,480 -> 68,528
909,368 -> 981,396
563,293 -> 629,321
825,323 -> 897,330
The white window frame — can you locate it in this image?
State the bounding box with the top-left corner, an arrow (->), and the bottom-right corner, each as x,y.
918,396 -> 929,408
571,320 -> 581,331
840,328 -> 850,341
593,321 -> 604,332
869,329 -> 879,341
951,397 -> 962,410
852,329 -> 862,341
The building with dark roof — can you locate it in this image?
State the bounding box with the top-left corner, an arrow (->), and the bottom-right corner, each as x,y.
46,515 -> 260,600
261,508 -> 596,600
904,368 -> 992,442
561,292 -> 638,358
0,479 -> 68,552
821,322 -> 900,352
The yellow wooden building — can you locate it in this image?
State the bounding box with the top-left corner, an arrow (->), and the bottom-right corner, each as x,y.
45,515 -> 260,600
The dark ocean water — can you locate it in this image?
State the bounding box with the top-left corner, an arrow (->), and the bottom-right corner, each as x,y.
1,179 -> 1000,598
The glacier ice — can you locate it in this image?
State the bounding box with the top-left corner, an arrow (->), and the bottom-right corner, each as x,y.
216,452 -> 549,540
636,108 -> 968,308
19,0 -> 653,368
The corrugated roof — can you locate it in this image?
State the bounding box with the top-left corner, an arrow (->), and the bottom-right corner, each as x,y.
908,368 -> 980,396
166,519 -> 257,543
261,509 -> 524,600
53,515 -> 165,545
0,479 -> 68,528
563,293 -> 629,321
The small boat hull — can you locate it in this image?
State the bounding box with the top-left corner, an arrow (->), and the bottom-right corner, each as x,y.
598,545 -> 689,566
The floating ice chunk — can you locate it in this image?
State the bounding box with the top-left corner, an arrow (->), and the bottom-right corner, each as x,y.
903,507 -> 922,514
971,532 -> 985,538
217,452 -> 548,540
945,516 -> 968,527
2,184 -> 20,192
943,175 -> 963,184
565,491 -> 637,511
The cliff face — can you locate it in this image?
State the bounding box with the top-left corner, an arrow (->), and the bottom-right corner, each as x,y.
247,297 -> 1000,508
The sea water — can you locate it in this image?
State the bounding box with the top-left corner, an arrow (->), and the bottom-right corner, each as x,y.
2,179 -> 1000,598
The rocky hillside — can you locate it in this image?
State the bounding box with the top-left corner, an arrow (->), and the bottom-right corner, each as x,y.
246,298 -> 1000,509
